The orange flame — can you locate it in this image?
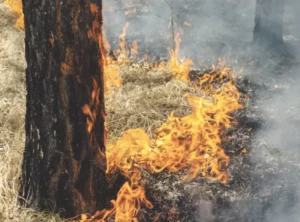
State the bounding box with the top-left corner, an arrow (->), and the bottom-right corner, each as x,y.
168,30 -> 193,81
109,23 -> 139,64
101,15 -> 123,94
4,0 -> 24,30
82,77 -> 100,134
104,65 -> 122,95
114,23 -> 129,63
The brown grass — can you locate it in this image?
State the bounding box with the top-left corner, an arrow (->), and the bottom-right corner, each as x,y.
106,66 -> 194,140
0,1 -> 62,221
0,0 -> 196,221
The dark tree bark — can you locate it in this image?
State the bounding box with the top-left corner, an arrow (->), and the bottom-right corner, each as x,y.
253,0 -> 285,48
19,0 -> 109,218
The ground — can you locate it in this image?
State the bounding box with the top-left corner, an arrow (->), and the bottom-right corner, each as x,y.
0,2 -> 62,221
1,0 -> 300,222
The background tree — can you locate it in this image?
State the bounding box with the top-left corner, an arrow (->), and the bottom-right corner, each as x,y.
19,0 -> 110,217
253,0 -> 285,48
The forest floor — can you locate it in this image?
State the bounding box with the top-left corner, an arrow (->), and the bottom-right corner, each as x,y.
1,0 -> 300,222
0,1 -> 63,221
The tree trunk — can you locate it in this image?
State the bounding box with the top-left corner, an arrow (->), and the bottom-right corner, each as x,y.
19,0 -> 109,218
253,0 -> 285,48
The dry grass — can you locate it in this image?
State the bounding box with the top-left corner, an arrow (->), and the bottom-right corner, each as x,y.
0,1 -> 62,221
106,66 -> 194,139
0,0 -> 196,221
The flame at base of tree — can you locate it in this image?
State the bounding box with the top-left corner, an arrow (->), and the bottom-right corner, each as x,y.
104,65 -> 122,95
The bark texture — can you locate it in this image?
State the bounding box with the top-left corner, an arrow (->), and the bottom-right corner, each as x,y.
253,0 -> 285,48
20,0 -> 108,217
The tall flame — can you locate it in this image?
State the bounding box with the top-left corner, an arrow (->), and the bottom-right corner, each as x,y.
101,24 -> 122,95
113,23 -> 130,63
108,23 -> 140,65
130,41 -> 139,58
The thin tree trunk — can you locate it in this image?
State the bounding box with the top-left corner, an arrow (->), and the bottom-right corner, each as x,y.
253,0 -> 285,48
20,0 -> 108,217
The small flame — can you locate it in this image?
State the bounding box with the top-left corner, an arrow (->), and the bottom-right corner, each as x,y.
116,23 -> 129,63
82,77 -> 100,133
102,18 -> 123,94
4,0 -> 24,30
130,41 -> 139,58
168,30 -> 193,81
103,29 -> 111,59
109,23 -> 139,65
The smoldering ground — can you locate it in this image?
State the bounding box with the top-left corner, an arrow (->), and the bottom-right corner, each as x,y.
103,0 -> 300,221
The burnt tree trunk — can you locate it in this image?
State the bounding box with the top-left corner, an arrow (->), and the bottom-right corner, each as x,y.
253,0 -> 285,48
20,0 -> 109,218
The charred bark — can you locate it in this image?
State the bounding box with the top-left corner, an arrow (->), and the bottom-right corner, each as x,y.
253,0 -> 285,48
20,0 -> 109,217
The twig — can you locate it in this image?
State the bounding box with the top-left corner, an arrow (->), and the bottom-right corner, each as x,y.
154,13 -> 169,21
170,0 -> 176,53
